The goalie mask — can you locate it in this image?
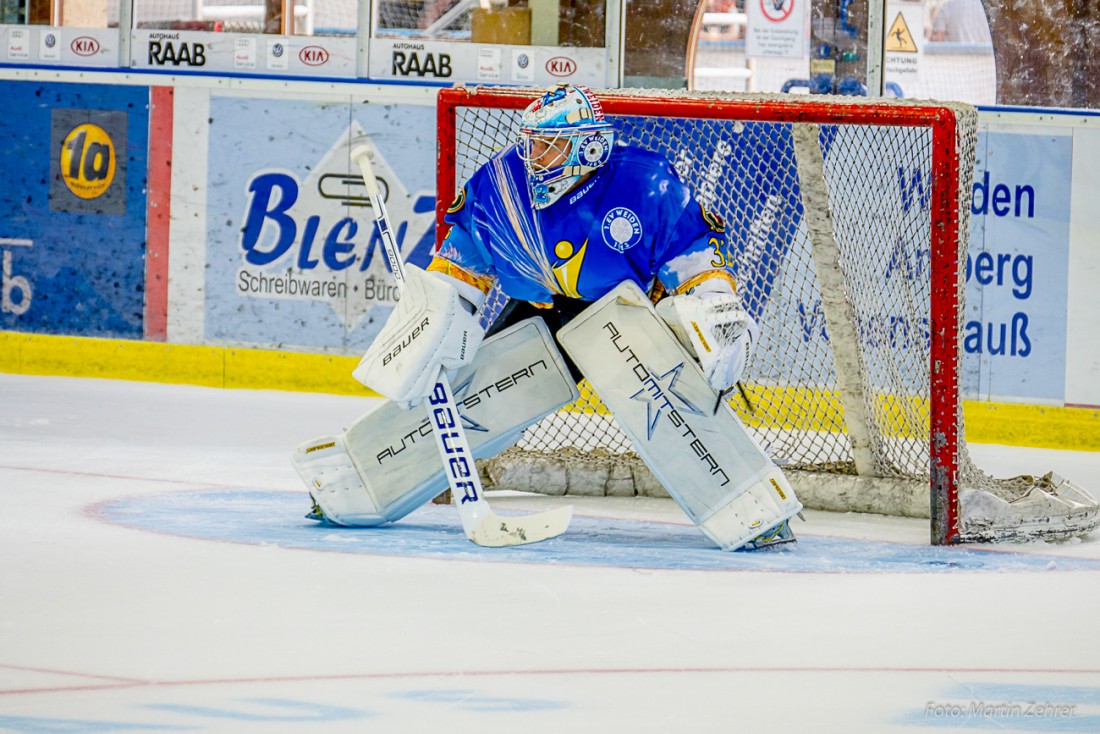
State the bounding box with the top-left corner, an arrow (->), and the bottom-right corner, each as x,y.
517,84 -> 616,209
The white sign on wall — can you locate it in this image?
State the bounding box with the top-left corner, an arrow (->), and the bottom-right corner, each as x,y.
746,0 -> 807,59
883,2 -> 924,92
7,28 -> 30,61
368,39 -> 608,86
39,30 -> 61,62
0,27 -> 118,66
130,30 -> 356,77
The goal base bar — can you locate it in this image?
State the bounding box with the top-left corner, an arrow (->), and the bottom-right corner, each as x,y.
481,454 -> 1099,544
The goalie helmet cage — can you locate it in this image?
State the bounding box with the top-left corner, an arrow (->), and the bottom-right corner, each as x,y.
435,85 -> 1095,545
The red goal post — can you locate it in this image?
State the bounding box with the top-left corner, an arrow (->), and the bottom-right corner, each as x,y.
434,85 -> 1097,545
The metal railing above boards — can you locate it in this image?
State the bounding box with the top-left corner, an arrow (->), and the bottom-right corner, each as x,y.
0,0 -> 620,86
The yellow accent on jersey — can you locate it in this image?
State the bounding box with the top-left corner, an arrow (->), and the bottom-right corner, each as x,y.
551,238 -> 588,299
674,269 -> 739,295
427,257 -> 495,295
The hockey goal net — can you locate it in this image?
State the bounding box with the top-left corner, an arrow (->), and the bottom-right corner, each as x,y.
435,86 -> 1098,545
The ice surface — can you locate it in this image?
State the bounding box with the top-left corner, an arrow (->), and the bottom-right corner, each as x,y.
1,373 -> 1098,732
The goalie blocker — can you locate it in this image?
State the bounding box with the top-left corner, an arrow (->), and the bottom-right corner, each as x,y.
293,318 -> 579,526
558,280 -> 803,551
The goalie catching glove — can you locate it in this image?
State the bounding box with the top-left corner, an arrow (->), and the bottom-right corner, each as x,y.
353,265 -> 486,408
655,278 -> 759,392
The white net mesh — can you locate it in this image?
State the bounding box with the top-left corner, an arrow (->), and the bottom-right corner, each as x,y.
441,87 -> 1094,543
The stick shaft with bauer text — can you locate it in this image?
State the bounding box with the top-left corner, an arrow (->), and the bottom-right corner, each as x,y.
351,143 -> 571,547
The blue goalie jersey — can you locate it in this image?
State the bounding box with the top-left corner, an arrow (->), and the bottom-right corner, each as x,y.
439,144 -> 732,304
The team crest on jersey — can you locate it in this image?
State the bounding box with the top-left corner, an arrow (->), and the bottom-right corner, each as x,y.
701,203 -> 725,232
601,207 -> 643,252
446,188 -> 466,214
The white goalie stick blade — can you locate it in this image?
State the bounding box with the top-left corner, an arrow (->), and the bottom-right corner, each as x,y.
463,504 -> 575,548
351,140 -> 571,547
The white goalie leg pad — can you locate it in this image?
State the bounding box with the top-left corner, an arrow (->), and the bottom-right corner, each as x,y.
352,264 -> 484,407
292,432 -> 386,525
293,317 -> 580,526
557,280 -> 802,551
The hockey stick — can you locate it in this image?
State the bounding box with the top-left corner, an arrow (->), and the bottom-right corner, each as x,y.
351,142 -> 572,547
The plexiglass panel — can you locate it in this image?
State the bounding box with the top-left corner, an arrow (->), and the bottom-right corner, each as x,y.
1,0 -> 1094,108
681,0 -> 1097,109
374,0 -> 605,46
132,0 -> 357,35
1,0 -> 117,26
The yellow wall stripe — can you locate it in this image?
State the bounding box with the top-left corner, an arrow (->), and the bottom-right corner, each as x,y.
1,331 -> 375,397
3,330 -> 1097,451
963,401 -> 1100,453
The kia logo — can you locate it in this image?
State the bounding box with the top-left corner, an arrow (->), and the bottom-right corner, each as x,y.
299,46 -> 330,66
546,56 -> 576,77
71,36 -> 100,56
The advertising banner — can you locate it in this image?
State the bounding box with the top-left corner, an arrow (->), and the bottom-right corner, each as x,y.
367,39 -> 608,87
0,81 -> 148,338
627,118 -> 1074,404
964,128 -> 1071,402
0,26 -> 118,67
130,29 -> 357,77
203,94 -> 437,352
1065,125 -> 1100,408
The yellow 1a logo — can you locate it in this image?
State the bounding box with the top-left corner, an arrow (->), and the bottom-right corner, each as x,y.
60,124 -> 116,199
49,109 -> 127,215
